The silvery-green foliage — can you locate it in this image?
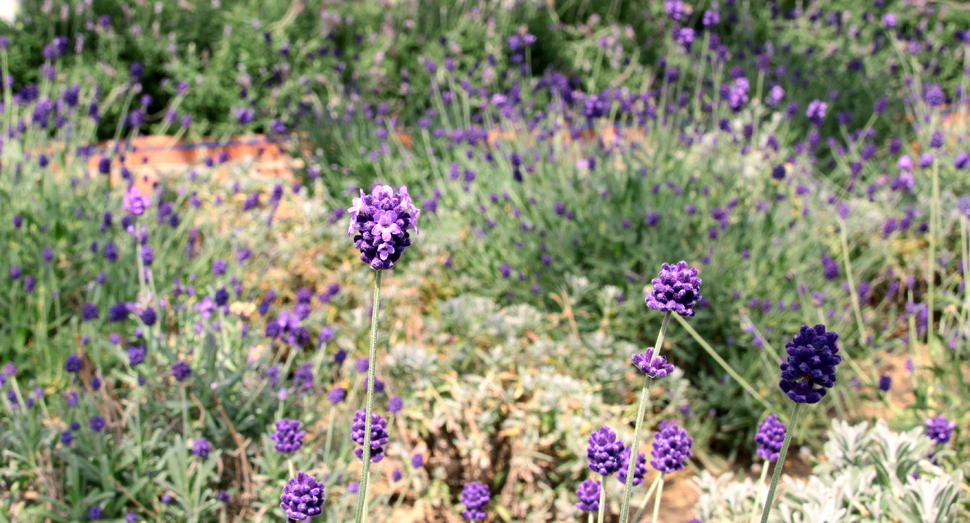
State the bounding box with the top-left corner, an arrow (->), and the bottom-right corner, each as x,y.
691,420 -> 966,523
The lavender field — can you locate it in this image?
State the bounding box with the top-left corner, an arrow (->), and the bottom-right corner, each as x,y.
0,0 -> 968,522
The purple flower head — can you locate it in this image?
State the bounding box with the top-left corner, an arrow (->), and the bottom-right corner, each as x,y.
172,361 -> 192,382
212,259 -> 227,275
650,420 -> 693,473
271,419 -> 306,453
703,9 -> 720,27
411,453 -> 424,468
924,84 -> 945,107
755,414 -> 787,461
925,416 -> 956,445
88,506 -> 103,520
460,481 -> 490,521
930,131 -> 944,149
128,345 -> 146,366
123,185 -> 149,216
575,478 -> 601,511
328,387 -> 346,405
617,446 -> 647,485
806,99 -> 827,126
192,437 -> 212,458
882,13 -> 896,28
632,349 -> 674,378
954,151 -> 970,169
646,261 -> 702,317
65,354 -> 82,373
388,395 -> 404,413
587,426 -> 624,476
665,0 -> 685,21
897,155 -> 913,171
90,415 -> 106,432
351,410 -> 390,462
779,324 -> 842,404
347,185 -> 420,270
355,357 -> 370,373
81,303 -> 99,322
61,430 -> 73,446
279,471 -> 325,521
878,375 -> 892,392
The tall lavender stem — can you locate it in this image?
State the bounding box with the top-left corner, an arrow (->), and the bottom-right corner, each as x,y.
352,270 -> 382,523
618,311 -> 670,523
758,403 -> 800,523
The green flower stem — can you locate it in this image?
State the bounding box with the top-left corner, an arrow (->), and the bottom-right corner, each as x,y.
618,311 -> 670,523
759,402 -> 801,523
672,314 -> 772,409
631,472 -> 662,523
839,219 -> 868,350
323,406 -> 336,467
651,473 -> 665,523
353,270 -> 383,523
749,460 -> 771,523
596,476 -> 607,523
927,158 -> 941,351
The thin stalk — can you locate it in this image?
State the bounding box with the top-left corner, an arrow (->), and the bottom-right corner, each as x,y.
352,270 -> 383,523
759,403 -> 801,523
927,159 -> 940,351
323,406 -> 336,466
391,468 -> 415,514
618,311 -> 670,523
651,473 -> 665,523
749,461 -> 771,523
672,314 -> 772,409
631,473 -> 662,523
596,477 -> 607,523
839,220 -> 867,348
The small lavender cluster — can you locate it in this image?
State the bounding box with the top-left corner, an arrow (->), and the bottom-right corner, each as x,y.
460,481 -> 490,521
778,324 -> 842,404
351,410 -> 390,462
925,415 -> 956,445
586,425 -> 624,476
280,472 -> 325,522
347,185 -> 420,270
575,479 -> 601,511
631,348 -> 674,378
755,414 -> 787,461
645,261 -> 703,317
271,419 -> 306,453
617,446 -> 647,485
650,420 -> 693,473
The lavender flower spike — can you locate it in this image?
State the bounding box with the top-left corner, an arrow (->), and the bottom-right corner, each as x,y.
650,420 -> 693,473
351,410 -> 390,462
925,415 -> 956,445
271,419 -> 307,453
347,185 -> 420,270
632,348 -> 674,378
575,479 -> 601,511
280,471 -> 325,521
755,414 -> 787,461
645,261 -> 702,317
460,481 -> 490,521
778,324 -> 842,404
587,426 -> 624,476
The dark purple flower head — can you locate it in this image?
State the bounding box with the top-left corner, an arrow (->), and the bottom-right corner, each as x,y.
192,437 -> 212,458
930,131 -> 944,149
632,349 -> 674,378
575,478 -> 600,511
280,471 -> 325,521
755,414 -> 787,461
272,419 -> 306,453
646,261 -> 702,317
460,481 -> 490,521
355,357 -> 369,373
924,84 -> 945,107
328,387 -> 346,405
347,185 -> 420,270
90,415 -> 106,432
617,446 -> 647,485
878,375 -> 892,392
128,345 -> 146,366
172,361 -> 192,382
411,453 -> 424,468
212,259 -> 227,275
61,430 -> 73,446
82,303 -> 99,322
587,426 -> 624,476
779,324 -> 842,404
925,415 -> 956,445
351,410 -> 390,462
650,420 -> 693,473
954,151 -> 970,169
88,506 -> 103,520
65,354 -> 82,373
388,395 -> 404,413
